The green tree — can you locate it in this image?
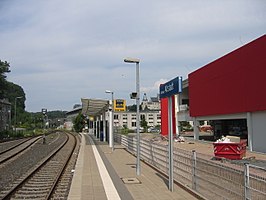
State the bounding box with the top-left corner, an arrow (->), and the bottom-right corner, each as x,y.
140,115 -> 148,132
73,113 -> 85,132
5,82 -> 26,125
0,60 -> 11,99
127,104 -> 142,111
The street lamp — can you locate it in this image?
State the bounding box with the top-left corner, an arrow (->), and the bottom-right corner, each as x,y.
124,57 -> 141,176
14,96 -> 23,133
105,90 -> 114,151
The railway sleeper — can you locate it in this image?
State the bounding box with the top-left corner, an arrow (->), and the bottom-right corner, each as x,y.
17,186 -> 50,191
14,190 -> 49,196
12,193 -> 47,199
28,178 -> 55,183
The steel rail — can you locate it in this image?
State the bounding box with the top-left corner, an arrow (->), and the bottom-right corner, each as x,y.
46,132 -> 77,199
0,137 -> 34,154
1,133 -> 70,200
0,136 -> 42,164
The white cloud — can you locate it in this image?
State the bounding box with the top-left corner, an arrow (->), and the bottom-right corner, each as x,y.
1,0 -> 266,111
141,79 -> 168,93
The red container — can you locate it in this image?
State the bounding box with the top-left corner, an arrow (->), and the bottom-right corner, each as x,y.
213,140 -> 247,160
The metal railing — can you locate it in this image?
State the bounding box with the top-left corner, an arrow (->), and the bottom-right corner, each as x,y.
114,134 -> 266,200
244,164 -> 266,200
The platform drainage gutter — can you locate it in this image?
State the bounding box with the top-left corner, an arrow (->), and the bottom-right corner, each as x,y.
121,177 -> 141,184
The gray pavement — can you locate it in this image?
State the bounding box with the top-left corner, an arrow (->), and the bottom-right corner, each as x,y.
68,133 -> 200,200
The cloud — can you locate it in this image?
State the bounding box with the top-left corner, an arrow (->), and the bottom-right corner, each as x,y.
141,79 -> 168,93
1,0 -> 266,111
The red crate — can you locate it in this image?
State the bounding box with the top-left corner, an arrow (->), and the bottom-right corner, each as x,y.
213,140 -> 247,160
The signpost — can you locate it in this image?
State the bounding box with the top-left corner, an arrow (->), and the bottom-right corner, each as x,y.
159,76 -> 182,192
114,99 -> 126,112
41,108 -> 47,129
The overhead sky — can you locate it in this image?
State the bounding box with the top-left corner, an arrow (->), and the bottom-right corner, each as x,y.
1,0 -> 265,112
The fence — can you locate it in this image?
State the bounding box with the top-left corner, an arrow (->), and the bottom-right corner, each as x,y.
114,134 -> 266,200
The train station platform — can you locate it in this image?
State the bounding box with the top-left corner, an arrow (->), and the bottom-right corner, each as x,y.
68,133 -> 201,200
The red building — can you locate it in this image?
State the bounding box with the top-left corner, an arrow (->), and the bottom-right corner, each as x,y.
189,35 -> 266,117
161,35 -> 266,153
188,34 -> 266,153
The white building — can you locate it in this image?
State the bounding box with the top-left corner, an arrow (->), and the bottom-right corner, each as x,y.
141,93 -> 160,111
113,110 -> 161,130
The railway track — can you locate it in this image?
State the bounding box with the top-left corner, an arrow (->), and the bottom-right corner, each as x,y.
0,138 -> 31,153
0,136 -> 42,165
0,131 -> 79,200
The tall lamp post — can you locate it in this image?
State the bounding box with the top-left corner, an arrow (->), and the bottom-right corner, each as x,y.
124,57 -> 141,176
105,90 -> 114,151
14,96 -> 23,133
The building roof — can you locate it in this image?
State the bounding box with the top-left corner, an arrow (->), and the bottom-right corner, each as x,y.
66,106 -> 82,115
150,97 -> 159,102
81,98 -> 109,117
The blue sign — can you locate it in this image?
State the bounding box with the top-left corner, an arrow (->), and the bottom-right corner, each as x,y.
159,77 -> 182,98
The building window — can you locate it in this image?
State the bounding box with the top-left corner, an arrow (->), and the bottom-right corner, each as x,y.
132,122 -> 136,127
114,114 -> 119,120
140,114 -> 145,120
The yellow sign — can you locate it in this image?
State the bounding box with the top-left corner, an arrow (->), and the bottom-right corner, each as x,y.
114,99 -> 126,112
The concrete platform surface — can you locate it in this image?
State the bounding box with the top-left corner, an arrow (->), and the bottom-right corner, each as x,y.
68,133 -> 200,200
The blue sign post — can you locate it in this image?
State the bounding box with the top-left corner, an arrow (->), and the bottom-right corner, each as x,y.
160,76 -> 182,99
159,76 -> 182,192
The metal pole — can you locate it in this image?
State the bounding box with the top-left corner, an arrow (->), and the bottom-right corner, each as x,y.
192,150 -> 197,190
103,112 -> 106,141
244,163 -> 250,200
43,114 -> 45,131
168,96 -> 173,191
136,62 -> 141,176
14,98 -> 17,134
8,109 -> 11,131
108,107 -> 112,146
14,97 -> 22,134
111,92 -> 114,151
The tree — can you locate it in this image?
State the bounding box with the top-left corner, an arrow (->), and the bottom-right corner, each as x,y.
0,60 -> 11,99
127,104 -> 142,111
140,115 -> 148,132
73,113 -> 85,132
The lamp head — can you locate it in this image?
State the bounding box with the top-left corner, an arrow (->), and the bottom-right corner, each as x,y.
124,57 -> 140,63
105,90 -> 113,94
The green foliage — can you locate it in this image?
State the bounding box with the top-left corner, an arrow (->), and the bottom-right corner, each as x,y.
121,125 -> 129,135
180,121 -> 193,131
47,110 -> 66,119
127,104 -> 137,111
6,82 -> 26,111
73,113 -> 85,132
0,60 -> 11,99
0,60 -> 26,124
140,116 -> 148,132
126,104 -> 142,112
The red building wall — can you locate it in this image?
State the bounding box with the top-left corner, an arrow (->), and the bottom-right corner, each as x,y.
160,96 -> 176,136
189,35 -> 266,117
